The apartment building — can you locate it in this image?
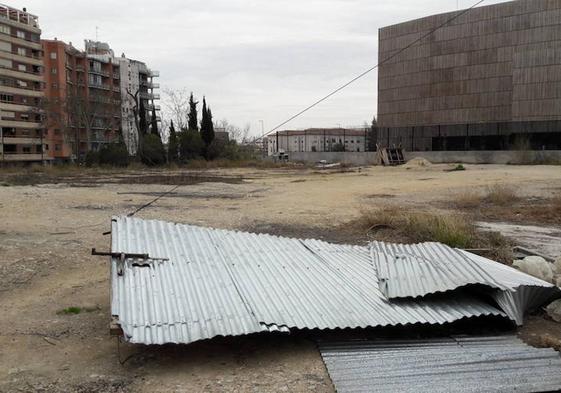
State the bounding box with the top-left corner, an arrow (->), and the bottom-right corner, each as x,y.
0,4 -> 45,164
117,55 -> 160,154
84,40 -> 121,154
42,39 -> 87,161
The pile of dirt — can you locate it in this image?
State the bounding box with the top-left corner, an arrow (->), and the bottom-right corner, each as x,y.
405,157 -> 432,168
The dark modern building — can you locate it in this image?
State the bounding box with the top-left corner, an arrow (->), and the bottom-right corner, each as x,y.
377,0 -> 561,151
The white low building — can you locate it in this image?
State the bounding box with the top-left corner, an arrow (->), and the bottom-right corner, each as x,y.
267,128 -> 369,156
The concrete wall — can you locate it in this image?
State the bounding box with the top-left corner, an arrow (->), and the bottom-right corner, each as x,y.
288,150 -> 561,165
404,150 -> 561,164
378,0 -> 561,128
289,151 -> 377,166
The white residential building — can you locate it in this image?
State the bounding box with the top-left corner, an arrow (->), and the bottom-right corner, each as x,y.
117,55 -> 159,155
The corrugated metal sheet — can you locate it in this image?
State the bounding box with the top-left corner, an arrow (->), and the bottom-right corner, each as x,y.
371,241 -> 553,298
371,241 -> 559,324
111,217 -> 505,345
319,335 -> 561,393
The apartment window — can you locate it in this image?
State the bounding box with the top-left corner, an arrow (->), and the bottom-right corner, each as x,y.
18,64 -> 26,72
55,144 -> 61,151
20,114 -> 29,120
2,111 -> 15,118
16,31 -> 25,39
51,67 -> 57,74
52,82 -> 58,88
17,47 -> 26,56
0,58 -> 11,68
0,94 -> 13,102
0,41 -> 10,52
45,144 -> 49,151
50,52 -> 57,59
0,25 -> 9,34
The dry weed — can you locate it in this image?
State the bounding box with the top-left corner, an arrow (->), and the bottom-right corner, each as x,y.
484,184 -> 518,205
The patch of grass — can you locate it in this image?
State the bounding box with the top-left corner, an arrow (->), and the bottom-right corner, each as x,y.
453,191 -> 484,209
57,305 -> 99,315
484,184 -> 518,205
359,206 -> 476,248
452,164 -> 466,171
359,205 -> 513,263
58,307 -> 82,315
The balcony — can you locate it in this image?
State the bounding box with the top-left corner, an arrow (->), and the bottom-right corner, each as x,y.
149,70 -> 159,77
88,69 -> 110,77
0,119 -> 41,128
2,136 -> 42,144
88,81 -> 110,90
0,66 -> 43,82
113,73 -> 120,79
0,49 -> 43,66
112,86 -> 120,92
2,153 -> 46,162
75,65 -> 85,72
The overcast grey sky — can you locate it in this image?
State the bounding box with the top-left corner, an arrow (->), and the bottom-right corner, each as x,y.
13,0 -> 506,137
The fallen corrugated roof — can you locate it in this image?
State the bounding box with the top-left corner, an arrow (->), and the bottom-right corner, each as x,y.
370,241 -> 559,324
110,217 -> 505,345
319,335 -> 561,393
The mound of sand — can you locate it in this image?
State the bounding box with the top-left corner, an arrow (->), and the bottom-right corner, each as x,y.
405,157 -> 432,167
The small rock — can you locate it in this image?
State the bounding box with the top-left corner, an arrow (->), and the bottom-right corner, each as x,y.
512,256 -> 553,283
546,299 -> 561,323
554,256 -> 561,275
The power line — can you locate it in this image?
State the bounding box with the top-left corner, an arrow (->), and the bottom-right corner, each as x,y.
261,0 -> 485,139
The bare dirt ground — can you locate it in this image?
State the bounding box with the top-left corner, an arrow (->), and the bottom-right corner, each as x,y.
1,163 -> 560,392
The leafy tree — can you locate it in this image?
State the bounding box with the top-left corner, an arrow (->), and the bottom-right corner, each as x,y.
139,100 -> 148,135
188,92 -> 198,131
168,120 -> 179,163
140,133 -> 166,166
179,128 -> 204,161
200,97 -> 215,155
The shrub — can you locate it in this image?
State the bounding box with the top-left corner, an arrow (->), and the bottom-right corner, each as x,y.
140,133 -> 166,166
179,129 -> 204,161
98,142 -> 129,167
84,151 -> 99,167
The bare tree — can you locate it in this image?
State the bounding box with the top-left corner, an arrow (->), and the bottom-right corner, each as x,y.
42,87 -> 118,160
161,87 -> 190,131
217,118 -> 251,143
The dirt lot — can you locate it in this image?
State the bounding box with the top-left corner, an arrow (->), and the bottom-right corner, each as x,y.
1,163 -> 560,392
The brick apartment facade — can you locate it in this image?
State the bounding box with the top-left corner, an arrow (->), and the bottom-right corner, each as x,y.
0,4 -> 45,163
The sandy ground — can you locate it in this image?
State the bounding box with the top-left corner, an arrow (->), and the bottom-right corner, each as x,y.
1,163 -> 560,392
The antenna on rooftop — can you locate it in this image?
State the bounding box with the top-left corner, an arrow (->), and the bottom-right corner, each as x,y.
95,26 -> 99,41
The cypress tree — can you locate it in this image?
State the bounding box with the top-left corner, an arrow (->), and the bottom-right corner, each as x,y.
168,120 -> 179,163
200,97 -> 215,149
150,107 -> 159,135
187,92 -> 198,131
139,100 -> 148,135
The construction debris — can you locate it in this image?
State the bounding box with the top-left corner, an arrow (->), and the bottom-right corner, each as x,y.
109,217 -> 560,345
546,299 -> 561,323
512,256 -> 554,283
376,145 -> 405,166
318,335 -> 561,393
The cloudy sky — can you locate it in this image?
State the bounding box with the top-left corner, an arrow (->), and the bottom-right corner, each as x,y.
14,0 -> 506,137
